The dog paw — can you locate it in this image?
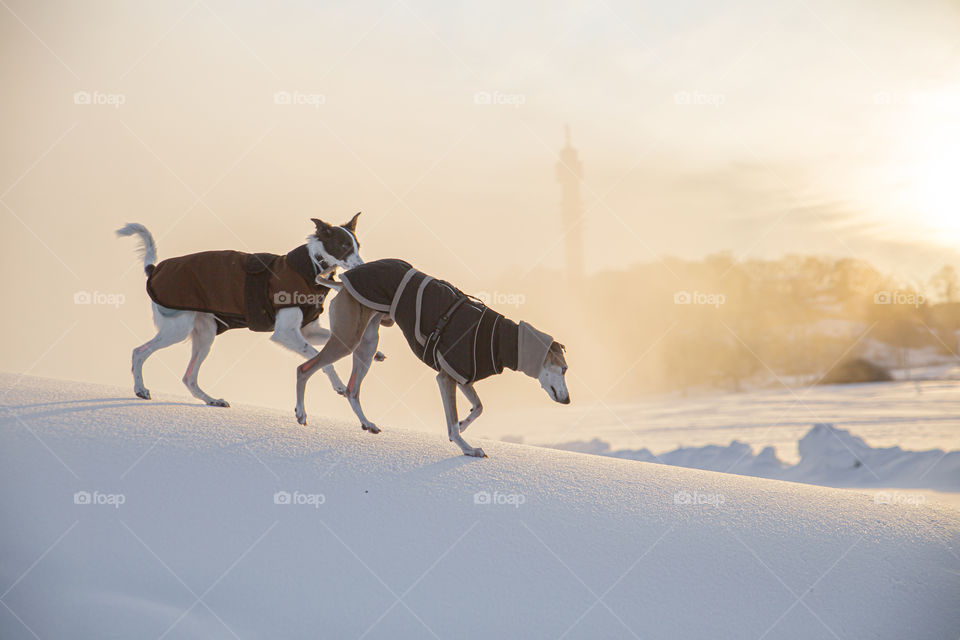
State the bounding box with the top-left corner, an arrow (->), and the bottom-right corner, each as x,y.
374,351 -> 386,362
208,399 -> 230,408
361,423 -> 381,434
135,388 -> 151,400
295,407 -> 307,425
463,447 -> 486,458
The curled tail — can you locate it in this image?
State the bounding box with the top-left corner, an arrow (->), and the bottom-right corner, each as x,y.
315,274 -> 343,291
116,223 -> 158,275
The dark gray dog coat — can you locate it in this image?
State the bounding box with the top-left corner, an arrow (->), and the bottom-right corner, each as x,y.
340,259 -> 553,385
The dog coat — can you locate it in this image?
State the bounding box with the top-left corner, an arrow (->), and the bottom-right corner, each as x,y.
145,245 -> 330,334
339,259 -> 554,384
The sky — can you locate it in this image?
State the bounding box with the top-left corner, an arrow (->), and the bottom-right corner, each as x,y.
2,0 -> 959,424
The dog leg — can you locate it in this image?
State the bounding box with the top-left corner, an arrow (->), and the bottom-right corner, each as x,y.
295,292 -> 372,425
437,372 -> 486,457
182,313 -> 229,407
345,312 -> 384,433
456,384 -> 483,433
273,309 -> 347,395
131,308 -> 195,400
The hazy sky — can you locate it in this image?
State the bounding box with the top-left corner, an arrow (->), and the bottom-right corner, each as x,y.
2,0 -> 959,421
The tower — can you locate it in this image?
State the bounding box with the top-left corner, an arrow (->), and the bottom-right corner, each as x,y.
556,125 -> 584,283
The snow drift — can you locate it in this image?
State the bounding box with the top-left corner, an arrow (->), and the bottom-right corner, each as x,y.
550,423 -> 960,490
1,373 -> 958,639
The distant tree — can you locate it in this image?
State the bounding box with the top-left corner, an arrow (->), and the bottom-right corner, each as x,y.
929,265 -> 959,303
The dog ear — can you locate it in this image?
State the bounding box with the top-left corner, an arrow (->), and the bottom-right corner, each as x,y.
311,218 -> 332,235
343,211 -> 361,232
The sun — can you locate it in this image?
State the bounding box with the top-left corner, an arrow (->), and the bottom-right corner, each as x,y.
909,124 -> 960,235
884,88 -> 960,242
912,159 -> 960,233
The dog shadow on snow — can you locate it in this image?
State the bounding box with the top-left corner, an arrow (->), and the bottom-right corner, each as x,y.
286,431 -> 483,474
2,397 -> 222,422
402,453 -> 480,478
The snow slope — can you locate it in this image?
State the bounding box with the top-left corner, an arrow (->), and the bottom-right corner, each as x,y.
1,373 -> 959,639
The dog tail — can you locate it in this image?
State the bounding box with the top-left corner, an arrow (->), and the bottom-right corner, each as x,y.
315,275 -> 343,291
116,223 -> 158,276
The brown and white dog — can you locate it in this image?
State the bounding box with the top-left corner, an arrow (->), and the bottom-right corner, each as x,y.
117,216 -> 369,406
294,259 -> 570,457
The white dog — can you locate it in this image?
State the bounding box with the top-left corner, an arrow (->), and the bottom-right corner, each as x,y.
117,217 -> 370,406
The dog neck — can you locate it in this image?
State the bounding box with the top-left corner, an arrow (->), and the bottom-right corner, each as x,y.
306,236 -> 337,274
285,244 -> 333,286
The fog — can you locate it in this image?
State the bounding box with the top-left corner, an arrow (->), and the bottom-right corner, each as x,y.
2,0 -> 959,431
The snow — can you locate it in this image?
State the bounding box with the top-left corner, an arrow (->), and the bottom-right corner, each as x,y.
550,422 -> 960,491
2,372 -> 959,639
489,378 -> 960,467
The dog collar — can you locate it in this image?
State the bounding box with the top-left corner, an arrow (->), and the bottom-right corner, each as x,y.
310,253 -> 331,275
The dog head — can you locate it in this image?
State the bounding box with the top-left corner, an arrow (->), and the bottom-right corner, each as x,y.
308,213 -> 363,273
538,341 -> 570,405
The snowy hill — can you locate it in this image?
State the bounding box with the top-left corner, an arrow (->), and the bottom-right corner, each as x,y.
1,373 -> 958,639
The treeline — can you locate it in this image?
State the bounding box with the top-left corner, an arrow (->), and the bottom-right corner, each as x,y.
502,255 -> 960,397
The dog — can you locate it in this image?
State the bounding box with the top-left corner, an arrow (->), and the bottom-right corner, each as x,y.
293,258 -> 570,457
117,216 -> 372,406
